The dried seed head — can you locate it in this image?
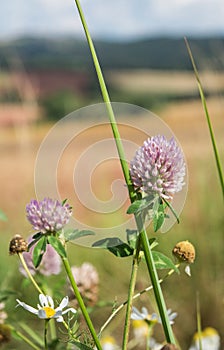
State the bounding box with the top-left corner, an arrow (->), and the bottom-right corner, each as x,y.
9,234 -> 28,255
172,240 -> 195,264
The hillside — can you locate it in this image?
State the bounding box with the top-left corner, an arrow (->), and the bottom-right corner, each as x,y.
0,36 -> 224,71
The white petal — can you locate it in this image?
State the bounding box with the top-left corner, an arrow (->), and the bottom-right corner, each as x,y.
38,309 -> 47,319
16,299 -> 38,315
61,307 -> 77,315
55,316 -> 64,322
131,307 -> 143,320
141,307 -> 149,318
185,265 -> 191,276
55,296 -> 68,312
46,295 -> 54,309
39,294 -> 48,307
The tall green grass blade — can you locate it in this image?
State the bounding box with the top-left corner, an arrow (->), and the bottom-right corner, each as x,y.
185,37 -> 224,200
196,292 -> 203,350
73,0 -> 177,345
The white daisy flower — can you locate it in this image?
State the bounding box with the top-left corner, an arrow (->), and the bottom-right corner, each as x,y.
189,327 -> 220,350
131,306 -> 177,325
16,294 -> 76,322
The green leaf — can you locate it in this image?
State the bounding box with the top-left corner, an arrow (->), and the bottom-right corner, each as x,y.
153,209 -> 165,232
126,229 -> 138,249
65,229 -> 95,242
152,251 -> 179,273
69,340 -> 93,350
19,322 -> 44,346
92,237 -> 134,257
62,198 -> 68,205
126,195 -> 154,214
48,236 -> 67,258
28,233 -> 44,251
33,236 -> 47,268
0,290 -> 17,302
163,198 -> 180,224
149,237 -> 158,249
32,232 -> 43,240
0,209 -> 7,221
152,197 -> 166,232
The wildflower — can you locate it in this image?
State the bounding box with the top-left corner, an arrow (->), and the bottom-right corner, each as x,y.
101,336 -> 118,350
131,306 -> 177,325
130,135 -> 186,200
16,294 -> 76,322
19,236 -> 61,276
189,327 -> 220,350
9,234 -> 28,255
173,240 -> 195,276
0,303 -> 7,324
26,198 -> 72,233
68,263 -> 99,307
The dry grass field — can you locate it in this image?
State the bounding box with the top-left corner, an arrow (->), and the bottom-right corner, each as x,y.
0,70 -> 223,349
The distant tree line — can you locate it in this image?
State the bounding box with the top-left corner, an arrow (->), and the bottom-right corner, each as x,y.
0,36 -> 224,71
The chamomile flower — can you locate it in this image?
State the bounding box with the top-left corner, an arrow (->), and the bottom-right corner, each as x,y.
189,327 -> 220,350
131,306 -> 177,325
101,336 -> 118,350
16,294 -> 76,322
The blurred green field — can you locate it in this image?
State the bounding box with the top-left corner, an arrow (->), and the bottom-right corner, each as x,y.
0,71 -> 223,349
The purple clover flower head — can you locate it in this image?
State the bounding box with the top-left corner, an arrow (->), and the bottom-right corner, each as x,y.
26,198 -> 72,233
20,236 -> 61,276
130,135 -> 186,200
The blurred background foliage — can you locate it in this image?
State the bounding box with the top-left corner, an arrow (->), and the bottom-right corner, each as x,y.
0,36 -> 223,349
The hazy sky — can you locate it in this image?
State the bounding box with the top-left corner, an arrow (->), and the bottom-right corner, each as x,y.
1,0 -> 224,40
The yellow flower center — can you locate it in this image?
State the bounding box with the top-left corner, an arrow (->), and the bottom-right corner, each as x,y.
43,307 -> 56,318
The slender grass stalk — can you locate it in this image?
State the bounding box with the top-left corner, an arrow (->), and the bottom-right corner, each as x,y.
9,325 -> 41,350
73,0 -> 176,345
18,252 -> 44,295
62,257 -> 102,350
122,235 -> 141,349
73,0 -> 135,201
185,38 -> 224,199
44,320 -> 49,350
100,265 -> 179,334
196,292 -> 203,350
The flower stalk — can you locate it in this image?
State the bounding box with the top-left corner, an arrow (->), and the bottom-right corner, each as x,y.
18,252 -> 44,295
73,0 -> 177,346
44,320 -> 49,350
62,256 -> 102,350
122,233 -> 141,349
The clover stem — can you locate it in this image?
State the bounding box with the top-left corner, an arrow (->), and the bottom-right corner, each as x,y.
62,256 -> 102,350
18,252 -> 43,295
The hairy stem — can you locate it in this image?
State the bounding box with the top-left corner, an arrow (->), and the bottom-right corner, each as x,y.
62,257 -> 102,350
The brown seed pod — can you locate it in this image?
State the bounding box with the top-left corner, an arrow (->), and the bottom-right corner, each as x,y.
172,240 -> 195,264
9,234 -> 28,255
